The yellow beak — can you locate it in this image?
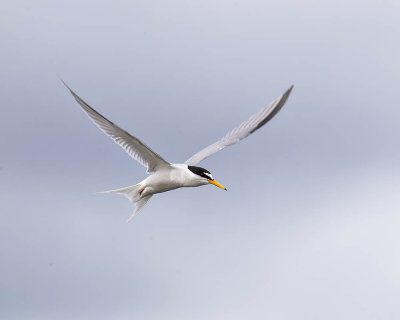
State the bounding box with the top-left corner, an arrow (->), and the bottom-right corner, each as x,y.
208,179 -> 227,191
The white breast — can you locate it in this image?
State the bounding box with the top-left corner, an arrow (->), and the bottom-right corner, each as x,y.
141,164 -> 202,194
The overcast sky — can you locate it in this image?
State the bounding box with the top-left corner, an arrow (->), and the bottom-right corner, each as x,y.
1,1 -> 400,319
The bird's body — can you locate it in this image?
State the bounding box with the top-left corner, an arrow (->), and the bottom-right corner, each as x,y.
64,82 -> 293,221
135,164 -> 209,196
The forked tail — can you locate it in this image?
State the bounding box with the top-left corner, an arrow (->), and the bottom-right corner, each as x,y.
98,184 -> 153,222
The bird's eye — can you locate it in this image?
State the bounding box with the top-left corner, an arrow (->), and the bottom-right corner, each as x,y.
203,173 -> 213,180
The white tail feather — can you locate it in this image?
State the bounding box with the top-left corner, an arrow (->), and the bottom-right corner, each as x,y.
98,184 -> 152,221
127,195 -> 152,222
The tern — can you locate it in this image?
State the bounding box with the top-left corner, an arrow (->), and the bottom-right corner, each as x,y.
64,83 -> 293,221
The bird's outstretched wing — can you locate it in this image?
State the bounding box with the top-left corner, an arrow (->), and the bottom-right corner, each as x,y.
185,86 -> 293,166
64,82 -> 171,173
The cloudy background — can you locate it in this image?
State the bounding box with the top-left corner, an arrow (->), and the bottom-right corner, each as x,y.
1,0 -> 400,319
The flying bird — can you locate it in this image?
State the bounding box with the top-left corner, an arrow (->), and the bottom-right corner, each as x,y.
64,83 -> 293,221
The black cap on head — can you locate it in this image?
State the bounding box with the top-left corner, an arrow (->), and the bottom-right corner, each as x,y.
188,165 -> 213,180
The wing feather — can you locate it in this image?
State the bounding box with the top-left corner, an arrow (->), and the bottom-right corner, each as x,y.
64,82 -> 170,173
185,86 -> 293,165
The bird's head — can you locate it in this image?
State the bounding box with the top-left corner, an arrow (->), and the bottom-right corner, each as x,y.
187,165 -> 227,190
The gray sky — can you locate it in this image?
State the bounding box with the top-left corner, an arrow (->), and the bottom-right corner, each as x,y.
1,1 -> 400,319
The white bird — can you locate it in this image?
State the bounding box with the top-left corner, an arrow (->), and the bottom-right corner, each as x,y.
64,83 -> 293,221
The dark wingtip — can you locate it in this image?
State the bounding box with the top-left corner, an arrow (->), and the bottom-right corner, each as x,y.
280,84 -> 294,104
61,79 -> 73,92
